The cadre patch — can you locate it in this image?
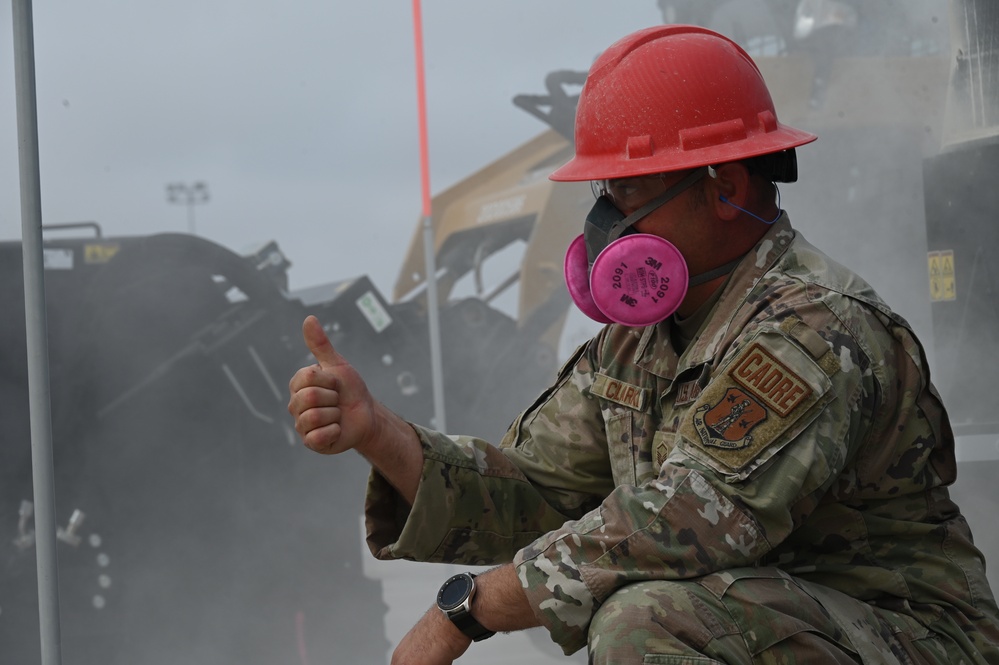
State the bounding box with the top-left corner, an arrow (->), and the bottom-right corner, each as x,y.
678,331 -> 831,476
590,373 -> 648,410
729,343 -> 812,417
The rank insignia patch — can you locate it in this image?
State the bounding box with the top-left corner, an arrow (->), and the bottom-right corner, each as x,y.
650,431 -> 677,473
655,440 -> 669,467
692,387 -> 767,449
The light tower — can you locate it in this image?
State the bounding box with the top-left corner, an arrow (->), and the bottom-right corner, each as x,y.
166,181 -> 210,235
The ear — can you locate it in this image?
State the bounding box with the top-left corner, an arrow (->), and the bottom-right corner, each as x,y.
708,162 -> 751,221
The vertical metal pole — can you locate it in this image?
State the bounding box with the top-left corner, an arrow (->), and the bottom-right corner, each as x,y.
421,216 -> 447,431
412,0 -> 447,431
11,1 -> 64,664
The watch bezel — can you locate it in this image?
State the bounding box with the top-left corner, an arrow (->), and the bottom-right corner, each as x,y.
436,572 -> 475,613
436,572 -> 495,642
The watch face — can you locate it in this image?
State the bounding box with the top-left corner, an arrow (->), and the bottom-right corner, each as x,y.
437,574 -> 472,611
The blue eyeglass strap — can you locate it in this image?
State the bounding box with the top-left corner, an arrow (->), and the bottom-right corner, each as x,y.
719,185 -> 783,225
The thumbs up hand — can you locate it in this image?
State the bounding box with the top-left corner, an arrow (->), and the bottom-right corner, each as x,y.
288,315 -> 378,455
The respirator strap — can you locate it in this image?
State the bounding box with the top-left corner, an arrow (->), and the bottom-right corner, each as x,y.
607,168 -> 708,242
688,255 -> 744,287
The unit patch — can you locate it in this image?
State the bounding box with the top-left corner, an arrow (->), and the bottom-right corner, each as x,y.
692,387 -> 767,449
677,330 -> 832,478
590,373 -> 648,410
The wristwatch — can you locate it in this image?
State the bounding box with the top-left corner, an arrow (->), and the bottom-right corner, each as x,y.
436,572 -> 495,642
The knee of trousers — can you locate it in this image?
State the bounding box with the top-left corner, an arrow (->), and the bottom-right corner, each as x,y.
588,578 -> 743,661
587,569 -> 896,663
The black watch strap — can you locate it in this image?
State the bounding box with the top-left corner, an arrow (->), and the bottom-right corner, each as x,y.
437,572 -> 496,642
452,609 -> 495,642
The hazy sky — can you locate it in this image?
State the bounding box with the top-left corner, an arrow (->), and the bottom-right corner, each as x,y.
1,1 -> 664,296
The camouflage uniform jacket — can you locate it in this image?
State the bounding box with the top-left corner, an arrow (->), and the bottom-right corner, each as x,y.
364,215 -> 999,658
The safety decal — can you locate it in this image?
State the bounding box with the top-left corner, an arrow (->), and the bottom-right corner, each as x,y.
356,291 -> 392,333
84,243 -> 120,264
476,194 -> 527,225
927,250 -> 956,302
691,387 -> 767,450
43,248 -> 74,270
590,373 -> 648,410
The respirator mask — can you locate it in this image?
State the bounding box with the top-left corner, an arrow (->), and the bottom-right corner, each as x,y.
564,167 -> 741,327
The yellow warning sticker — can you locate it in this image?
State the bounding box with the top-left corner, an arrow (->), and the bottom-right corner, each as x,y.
84,243 -> 120,264
928,250 -> 956,302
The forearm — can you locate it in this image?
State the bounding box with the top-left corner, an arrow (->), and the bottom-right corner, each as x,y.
355,403 -> 424,504
391,564 -> 540,664
473,564 -> 540,633
366,426 -> 575,565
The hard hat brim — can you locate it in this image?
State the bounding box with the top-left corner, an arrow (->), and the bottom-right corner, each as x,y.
550,125 -> 817,183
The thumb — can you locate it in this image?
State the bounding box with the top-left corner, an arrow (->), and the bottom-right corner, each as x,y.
302,315 -> 343,370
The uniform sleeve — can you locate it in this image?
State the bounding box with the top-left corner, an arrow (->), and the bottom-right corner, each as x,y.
513,312 -> 878,654
364,340 -> 614,565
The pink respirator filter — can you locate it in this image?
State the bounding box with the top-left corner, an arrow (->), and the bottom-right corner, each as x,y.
564,234 -> 689,327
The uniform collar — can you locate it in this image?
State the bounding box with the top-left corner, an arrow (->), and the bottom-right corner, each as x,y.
635,212 -> 796,379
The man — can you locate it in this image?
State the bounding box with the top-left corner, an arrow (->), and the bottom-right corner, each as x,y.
288,25 -> 999,664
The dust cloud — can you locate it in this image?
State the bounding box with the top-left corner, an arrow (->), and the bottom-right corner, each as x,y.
4,2 -> 997,664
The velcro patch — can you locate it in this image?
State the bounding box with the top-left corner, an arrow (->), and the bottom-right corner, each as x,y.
590,373 -> 648,410
652,431 -> 676,468
678,331 -> 831,477
729,343 -> 812,417
674,379 -> 703,406
691,387 -> 768,450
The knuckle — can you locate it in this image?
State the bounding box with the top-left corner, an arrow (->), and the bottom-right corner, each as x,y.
289,366 -> 313,389
302,430 -> 326,452
298,386 -> 324,409
304,426 -> 337,454
302,407 -> 327,430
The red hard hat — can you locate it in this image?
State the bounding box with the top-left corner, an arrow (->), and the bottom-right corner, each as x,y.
550,25 -> 817,182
